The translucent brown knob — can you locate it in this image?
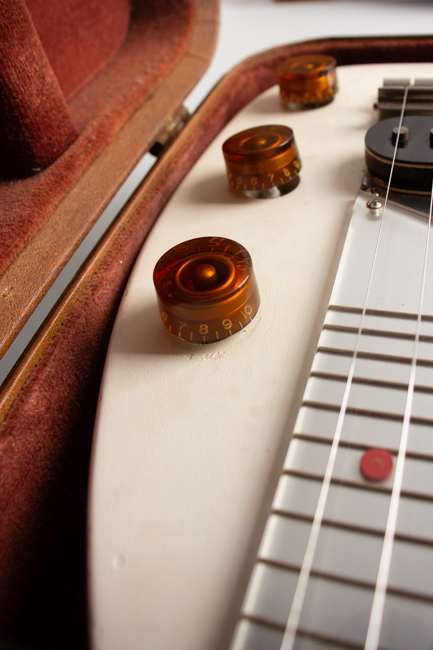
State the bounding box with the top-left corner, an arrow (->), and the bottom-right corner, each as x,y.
153,237 -> 260,343
278,54 -> 338,109
222,124 -> 301,199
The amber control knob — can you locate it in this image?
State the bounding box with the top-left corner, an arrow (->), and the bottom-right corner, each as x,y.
278,54 -> 338,109
153,236 -> 260,343
222,124 -> 301,199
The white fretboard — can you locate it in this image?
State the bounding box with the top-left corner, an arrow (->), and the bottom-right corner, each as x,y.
231,190 -> 433,650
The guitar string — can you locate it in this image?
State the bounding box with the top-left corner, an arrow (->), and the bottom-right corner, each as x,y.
364,133 -> 433,649
280,86 -> 410,650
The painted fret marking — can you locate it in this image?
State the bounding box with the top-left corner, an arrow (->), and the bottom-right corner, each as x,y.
240,615 -> 365,650
318,346 -> 433,367
328,304 -> 433,323
292,433 -> 433,463
324,323 -> 433,343
256,557 -> 433,605
283,468 -> 433,503
302,400 -> 433,427
271,508 -> 433,548
310,370 -> 433,394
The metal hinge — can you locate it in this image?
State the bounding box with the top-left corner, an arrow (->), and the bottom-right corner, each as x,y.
150,106 -> 190,157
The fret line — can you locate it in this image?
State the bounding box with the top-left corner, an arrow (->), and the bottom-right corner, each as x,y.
310,370 -> 433,394
302,399 -> 433,427
297,627 -> 370,650
317,345 -> 433,367
241,615 -> 403,650
283,468 -> 433,502
324,323 -> 433,343
328,304 -> 433,322
241,613 -> 365,649
292,433 -> 433,463
271,508 -> 433,548
257,557 -> 433,604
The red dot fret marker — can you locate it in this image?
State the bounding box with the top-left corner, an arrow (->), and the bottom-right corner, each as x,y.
360,448 -> 394,482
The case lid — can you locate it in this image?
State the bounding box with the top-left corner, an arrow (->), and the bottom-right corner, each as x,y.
0,0 -> 218,377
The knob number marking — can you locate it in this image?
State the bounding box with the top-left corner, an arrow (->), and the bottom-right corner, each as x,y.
222,125 -> 302,198
240,305 -> 253,320
159,302 -> 256,342
154,237 -> 260,344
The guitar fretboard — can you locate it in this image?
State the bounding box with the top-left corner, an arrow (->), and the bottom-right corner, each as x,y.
230,192 -> 433,649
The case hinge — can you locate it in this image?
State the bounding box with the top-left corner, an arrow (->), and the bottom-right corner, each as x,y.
150,106 -> 190,157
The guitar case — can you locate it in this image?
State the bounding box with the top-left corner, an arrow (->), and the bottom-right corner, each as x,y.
0,1 -> 431,645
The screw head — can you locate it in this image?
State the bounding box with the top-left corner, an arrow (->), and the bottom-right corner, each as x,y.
366,199 -> 383,211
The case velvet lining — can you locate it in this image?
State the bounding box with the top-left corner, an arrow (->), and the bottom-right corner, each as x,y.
26,0 -> 131,101
0,0 -> 194,274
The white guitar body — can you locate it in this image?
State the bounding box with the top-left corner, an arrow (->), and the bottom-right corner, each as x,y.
88,63 -> 433,650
